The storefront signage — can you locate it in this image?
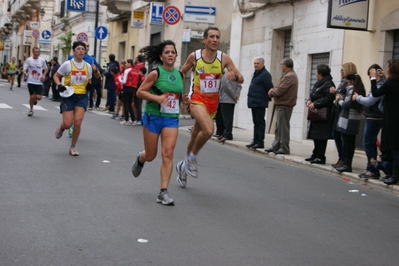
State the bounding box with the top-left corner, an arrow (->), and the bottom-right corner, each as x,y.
327,0 -> 369,31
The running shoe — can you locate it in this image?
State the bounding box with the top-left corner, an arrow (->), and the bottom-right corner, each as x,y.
55,124 -> 65,139
132,120 -> 137,126
136,121 -> 142,126
33,100 -> 38,105
132,152 -> 144,177
69,147 -> 79,156
120,120 -> 133,126
27,110 -> 34,117
184,156 -> 198,178
176,160 -> 187,188
156,191 -> 174,206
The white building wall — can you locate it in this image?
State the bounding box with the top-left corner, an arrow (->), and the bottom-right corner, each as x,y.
234,0 -> 345,142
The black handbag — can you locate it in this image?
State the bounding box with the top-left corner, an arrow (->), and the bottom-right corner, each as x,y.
307,107 -> 328,121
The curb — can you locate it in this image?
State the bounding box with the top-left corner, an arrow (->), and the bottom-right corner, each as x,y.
179,125 -> 399,194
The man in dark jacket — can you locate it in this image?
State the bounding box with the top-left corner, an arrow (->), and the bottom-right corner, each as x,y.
50,57 -> 60,101
104,54 -> 119,114
246,57 -> 273,149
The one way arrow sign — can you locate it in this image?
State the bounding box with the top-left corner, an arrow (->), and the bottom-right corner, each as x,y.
185,6 -> 216,15
95,26 -> 108,41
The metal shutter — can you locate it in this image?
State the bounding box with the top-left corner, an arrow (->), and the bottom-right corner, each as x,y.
310,53 -> 330,89
393,30 -> 399,60
284,30 -> 291,59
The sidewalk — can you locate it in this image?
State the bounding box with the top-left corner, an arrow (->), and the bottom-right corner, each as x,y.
178,122 -> 399,193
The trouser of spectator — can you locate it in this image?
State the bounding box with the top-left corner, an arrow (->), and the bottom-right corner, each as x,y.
106,89 -> 116,112
17,74 -> 22,87
251,107 -> 265,144
215,104 -> 224,136
51,82 -> 59,100
86,83 -> 94,108
333,129 -> 345,162
133,89 -> 142,122
93,85 -> 102,108
271,106 -> 292,153
341,133 -> 356,167
312,139 -> 328,160
363,119 -> 383,173
122,86 -> 135,122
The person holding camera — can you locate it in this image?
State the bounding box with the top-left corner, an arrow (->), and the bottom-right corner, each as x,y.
53,41 -> 101,156
352,64 -> 386,179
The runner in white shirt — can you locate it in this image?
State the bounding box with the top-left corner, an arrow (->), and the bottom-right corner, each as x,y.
22,47 -> 48,117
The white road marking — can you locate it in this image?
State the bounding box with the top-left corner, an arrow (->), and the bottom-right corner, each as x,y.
22,104 -> 48,111
0,103 -> 12,108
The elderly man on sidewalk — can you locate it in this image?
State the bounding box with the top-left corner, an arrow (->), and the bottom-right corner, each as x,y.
266,58 -> 298,155
246,57 -> 273,149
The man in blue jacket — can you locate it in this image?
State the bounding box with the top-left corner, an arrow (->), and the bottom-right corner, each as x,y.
103,54 -> 119,114
246,57 -> 273,149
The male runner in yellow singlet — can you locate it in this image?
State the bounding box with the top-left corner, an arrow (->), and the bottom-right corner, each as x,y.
176,27 -> 244,188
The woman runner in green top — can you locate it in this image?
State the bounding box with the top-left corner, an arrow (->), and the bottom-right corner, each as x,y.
131,40 -> 188,206
5,57 -> 17,90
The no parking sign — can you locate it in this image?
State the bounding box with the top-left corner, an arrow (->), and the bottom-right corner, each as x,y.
162,6 -> 181,25
76,32 -> 88,42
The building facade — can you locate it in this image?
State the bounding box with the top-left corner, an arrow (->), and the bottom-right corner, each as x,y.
233,0 -> 399,143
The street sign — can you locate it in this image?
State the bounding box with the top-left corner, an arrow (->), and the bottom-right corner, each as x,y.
30,22 -> 39,29
32,29 -> 40,39
66,0 -> 86,12
76,32 -> 88,42
131,10 -> 144,28
150,2 -> 164,25
182,28 -> 191,42
38,40 -> 52,45
184,5 -> 216,24
41,30 -> 51,40
162,6 -> 181,25
95,26 -> 108,40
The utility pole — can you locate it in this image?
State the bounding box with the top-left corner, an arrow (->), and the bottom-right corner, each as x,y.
93,0 -> 100,61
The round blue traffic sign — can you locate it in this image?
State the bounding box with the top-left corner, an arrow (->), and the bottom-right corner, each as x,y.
42,30 -> 51,40
95,26 -> 108,40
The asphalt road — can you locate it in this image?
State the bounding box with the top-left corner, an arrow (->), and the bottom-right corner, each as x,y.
1,82 -> 399,266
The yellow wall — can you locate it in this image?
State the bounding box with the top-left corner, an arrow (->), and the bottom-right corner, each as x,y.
343,0 -> 399,91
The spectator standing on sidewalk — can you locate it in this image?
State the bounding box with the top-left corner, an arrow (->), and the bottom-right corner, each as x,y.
330,62 -> 357,168
215,68 -> 242,143
119,59 -> 139,125
305,64 -> 335,164
352,63 -> 386,179
335,73 -> 366,173
245,58 -> 273,149
16,59 -> 23,88
50,57 -> 60,101
104,54 -> 119,114
266,58 -> 298,155
369,60 -> 399,185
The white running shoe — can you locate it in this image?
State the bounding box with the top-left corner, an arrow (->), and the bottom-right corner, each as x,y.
176,160 -> 187,188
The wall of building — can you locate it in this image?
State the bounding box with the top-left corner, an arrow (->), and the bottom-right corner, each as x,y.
343,0 -> 399,91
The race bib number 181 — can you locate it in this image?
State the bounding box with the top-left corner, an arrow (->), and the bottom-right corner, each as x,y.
200,73 -> 220,93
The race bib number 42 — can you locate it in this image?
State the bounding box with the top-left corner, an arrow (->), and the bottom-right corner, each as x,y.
160,93 -> 181,114
200,73 -> 220,93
